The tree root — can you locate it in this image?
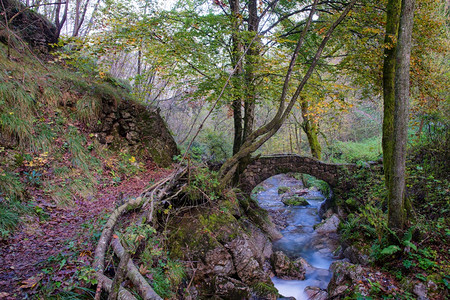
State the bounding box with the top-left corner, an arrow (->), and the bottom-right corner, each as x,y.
93,167 -> 187,300
111,238 -> 162,300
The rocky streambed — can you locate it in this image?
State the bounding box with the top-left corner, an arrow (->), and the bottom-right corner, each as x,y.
165,172 -> 366,299
254,174 -> 340,299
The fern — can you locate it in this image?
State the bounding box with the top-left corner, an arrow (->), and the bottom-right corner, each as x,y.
380,245 -> 401,256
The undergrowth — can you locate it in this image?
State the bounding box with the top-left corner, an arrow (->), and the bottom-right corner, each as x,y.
338,134 -> 450,298
328,136 -> 382,163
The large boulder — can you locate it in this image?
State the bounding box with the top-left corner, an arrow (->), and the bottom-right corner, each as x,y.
167,198 -> 279,299
0,0 -> 57,52
342,245 -> 372,266
304,286 -> 328,300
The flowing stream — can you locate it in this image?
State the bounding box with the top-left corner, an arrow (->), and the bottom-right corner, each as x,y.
255,174 -> 339,300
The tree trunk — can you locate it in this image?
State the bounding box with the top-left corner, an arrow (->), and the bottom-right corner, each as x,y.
219,0 -> 355,186
295,124 -> 302,153
301,100 -> 321,159
229,0 -> 244,155
382,0 -> 402,191
242,0 -> 259,141
388,0 -> 415,231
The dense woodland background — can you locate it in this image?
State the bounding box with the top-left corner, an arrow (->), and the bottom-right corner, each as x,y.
0,0 -> 449,299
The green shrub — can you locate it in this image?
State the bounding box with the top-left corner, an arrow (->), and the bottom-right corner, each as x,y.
198,129 -> 232,162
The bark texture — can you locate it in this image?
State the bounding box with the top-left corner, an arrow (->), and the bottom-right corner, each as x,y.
388,0 -> 415,230
382,0 -> 402,192
301,100 -> 321,159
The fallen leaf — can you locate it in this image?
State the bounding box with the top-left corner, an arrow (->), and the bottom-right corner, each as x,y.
0,292 -> 10,298
139,264 -> 149,275
20,274 -> 43,289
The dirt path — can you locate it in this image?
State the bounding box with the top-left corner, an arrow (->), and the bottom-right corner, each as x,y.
0,163 -> 172,299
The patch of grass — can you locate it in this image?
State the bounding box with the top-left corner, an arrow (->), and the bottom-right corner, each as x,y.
0,170 -> 24,199
31,120 -> 57,153
0,82 -> 35,147
75,95 -> 101,123
328,137 -> 382,163
0,197 -> 30,239
66,126 -> 100,175
42,86 -> 63,108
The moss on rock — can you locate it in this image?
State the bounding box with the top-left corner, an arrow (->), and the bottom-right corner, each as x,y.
282,195 -> 309,206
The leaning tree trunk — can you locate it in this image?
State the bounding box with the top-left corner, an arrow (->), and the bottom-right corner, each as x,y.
219,0 -> 356,186
388,0 -> 415,231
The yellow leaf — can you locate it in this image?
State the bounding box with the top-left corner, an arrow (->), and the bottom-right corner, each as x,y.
20,274 -> 43,289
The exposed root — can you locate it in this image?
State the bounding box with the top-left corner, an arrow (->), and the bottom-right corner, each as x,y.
111,238 -> 162,300
93,167 -> 187,300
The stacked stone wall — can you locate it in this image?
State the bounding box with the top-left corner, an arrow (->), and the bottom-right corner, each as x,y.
239,154 -> 356,194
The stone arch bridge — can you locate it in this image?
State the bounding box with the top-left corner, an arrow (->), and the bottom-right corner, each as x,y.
239,154 -> 357,195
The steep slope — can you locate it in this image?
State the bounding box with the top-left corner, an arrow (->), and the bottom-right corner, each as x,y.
0,30 -> 178,297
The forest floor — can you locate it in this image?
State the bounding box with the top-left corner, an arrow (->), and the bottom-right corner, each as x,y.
0,161 -> 173,299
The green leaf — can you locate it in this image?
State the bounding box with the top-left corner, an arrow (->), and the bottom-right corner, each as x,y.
380,245 -> 401,256
404,240 -> 417,252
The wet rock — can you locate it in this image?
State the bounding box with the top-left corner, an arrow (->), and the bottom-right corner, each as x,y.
304,286 -> 328,300
292,188 -> 308,196
315,214 -> 340,234
295,257 -> 313,274
246,223 -> 273,265
196,247 -> 235,278
323,208 -> 334,219
268,209 -> 290,230
281,195 -> 309,206
271,251 -> 305,280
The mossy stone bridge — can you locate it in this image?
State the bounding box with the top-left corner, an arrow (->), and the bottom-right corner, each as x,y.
239,154 -> 357,195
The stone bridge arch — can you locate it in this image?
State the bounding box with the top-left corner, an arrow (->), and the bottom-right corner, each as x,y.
239,154 -> 356,195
